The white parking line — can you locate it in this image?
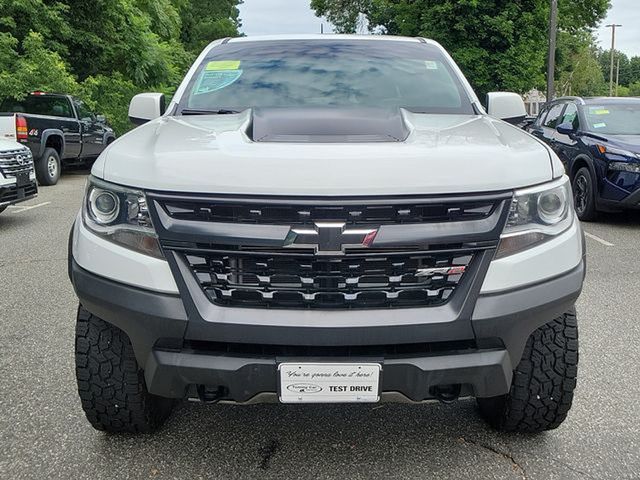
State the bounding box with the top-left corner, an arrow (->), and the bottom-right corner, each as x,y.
584,231 -> 615,247
10,202 -> 51,213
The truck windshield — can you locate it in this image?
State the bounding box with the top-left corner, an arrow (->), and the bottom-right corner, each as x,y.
0,95 -> 74,118
178,40 -> 474,115
584,103 -> 640,135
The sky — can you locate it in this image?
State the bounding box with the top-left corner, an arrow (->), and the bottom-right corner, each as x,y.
595,0 -> 640,58
238,0 -> 332,36
239,0 -> 639,58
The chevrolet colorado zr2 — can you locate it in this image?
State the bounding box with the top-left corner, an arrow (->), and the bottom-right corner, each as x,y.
68,35 -> 585,434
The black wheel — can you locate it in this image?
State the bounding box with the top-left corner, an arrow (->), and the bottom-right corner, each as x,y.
478,309 -> 578,433
572,167 -> 597,221
36,147 -> 61,186
75,306 -> 174,433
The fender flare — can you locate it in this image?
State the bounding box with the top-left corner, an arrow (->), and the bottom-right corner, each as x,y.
38,129 -> 66,159
569,154 -> 597,182
103,132 -> 116,145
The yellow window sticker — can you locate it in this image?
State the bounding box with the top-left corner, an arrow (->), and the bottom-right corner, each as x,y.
589,106 -> 610,115
206,60 -> 241,71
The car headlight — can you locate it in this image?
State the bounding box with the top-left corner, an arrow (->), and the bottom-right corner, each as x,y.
609,161 -> 640,173
597,144 -> 640,160
495,176 -> 574,259
82,176 -> 163,258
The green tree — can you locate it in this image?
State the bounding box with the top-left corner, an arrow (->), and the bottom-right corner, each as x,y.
556,32 -> 606,96
0,31 -> 78,99
598,49 -> 632,86
0,0 -> 243,134
178,0 -> 243,53
628,81 -> 640,96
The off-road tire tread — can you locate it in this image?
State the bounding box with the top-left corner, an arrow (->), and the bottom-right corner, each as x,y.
478,309 -> 578,433
75,306 -> 173,433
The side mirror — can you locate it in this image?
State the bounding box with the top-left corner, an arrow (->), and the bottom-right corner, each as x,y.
556,122 -> 576,136
96,114 -> 106,124
128,93 -> 166,126
487,92 -> 527,124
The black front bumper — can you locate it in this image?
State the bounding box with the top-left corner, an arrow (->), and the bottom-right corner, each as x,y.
0,180 -> 38,208
70,253 -> 584,402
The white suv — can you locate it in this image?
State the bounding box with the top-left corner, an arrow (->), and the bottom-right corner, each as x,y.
69,35 -> 584,434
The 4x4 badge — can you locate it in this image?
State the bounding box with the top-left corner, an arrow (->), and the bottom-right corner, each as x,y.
284,222 -> 378,255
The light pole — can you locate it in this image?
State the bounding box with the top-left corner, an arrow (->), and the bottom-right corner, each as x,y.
546,0 -> 558,103
616,55 -> 620,96
606,24 -> 622,96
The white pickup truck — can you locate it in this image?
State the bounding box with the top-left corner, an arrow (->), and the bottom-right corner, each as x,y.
0,138 -> 37,214
69,35 -> 584,435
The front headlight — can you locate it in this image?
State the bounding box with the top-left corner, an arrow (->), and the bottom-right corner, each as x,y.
82,176 -> 163,258
495,176 -> 574,259
609,161 -> 640,173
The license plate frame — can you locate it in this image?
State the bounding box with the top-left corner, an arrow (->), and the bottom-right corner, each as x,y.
15,171 -> 30,188
278,362 -> 381,404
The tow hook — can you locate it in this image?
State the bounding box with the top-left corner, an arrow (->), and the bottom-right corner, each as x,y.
197,385 -> 228,403
432,384 -> 462,404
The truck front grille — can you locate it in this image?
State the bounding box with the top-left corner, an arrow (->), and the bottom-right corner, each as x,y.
183,249 -> 473,309
151,192 -> 510,311
0,183 -> 37,203
160,198 -> 496,225
0,149 -> 33,178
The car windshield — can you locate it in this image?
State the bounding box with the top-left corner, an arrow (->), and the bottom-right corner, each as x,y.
584,103 -> 640,135
178,40 -> 474,114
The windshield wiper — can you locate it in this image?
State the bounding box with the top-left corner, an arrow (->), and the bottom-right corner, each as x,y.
180,108 -> 242,115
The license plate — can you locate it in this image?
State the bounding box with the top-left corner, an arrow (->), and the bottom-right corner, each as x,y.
278,362 -> 381,403
16,171 -> 30,188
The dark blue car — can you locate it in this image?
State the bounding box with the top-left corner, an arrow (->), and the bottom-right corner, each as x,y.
528,97 -> 640,220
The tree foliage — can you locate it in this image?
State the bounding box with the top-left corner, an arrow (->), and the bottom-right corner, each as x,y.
311,0 -> 610,98
0,0 -> 242,134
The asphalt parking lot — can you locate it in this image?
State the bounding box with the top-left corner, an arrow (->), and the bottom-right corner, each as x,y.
1,171 -> 639,480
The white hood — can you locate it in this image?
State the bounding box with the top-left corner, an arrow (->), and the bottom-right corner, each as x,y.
94,110 -> 554,196
0,138 -> 25,152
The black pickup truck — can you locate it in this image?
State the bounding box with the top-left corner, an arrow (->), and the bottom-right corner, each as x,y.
0,92 -> 116,185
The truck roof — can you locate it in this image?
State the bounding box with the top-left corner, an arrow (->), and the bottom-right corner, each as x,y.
228,34 -> 426,44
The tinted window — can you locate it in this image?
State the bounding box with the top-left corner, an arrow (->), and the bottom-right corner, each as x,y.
0,96 -> 73,118
74,101 -> 94,121
560,103 -> 579,130
535,105 -> 549,126
179,40 -> 474,114
584,103 -> 640,135
543,103 -> 565,129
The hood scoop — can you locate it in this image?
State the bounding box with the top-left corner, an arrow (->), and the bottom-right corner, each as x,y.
250,107 -> 411,143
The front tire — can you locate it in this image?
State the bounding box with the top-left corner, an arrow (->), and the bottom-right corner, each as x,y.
478,310 -> 579,433
36,147 -> 61,186
75,306 -> 174,433
572,167 -> 597,221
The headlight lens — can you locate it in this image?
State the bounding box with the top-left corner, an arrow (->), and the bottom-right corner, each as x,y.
82,176 -> 163,258
609,161 -> 640,173
496,176 -> 574,259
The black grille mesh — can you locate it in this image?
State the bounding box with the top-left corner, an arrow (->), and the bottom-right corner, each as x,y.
161,199 -> 495,225
184,251 -> 473,309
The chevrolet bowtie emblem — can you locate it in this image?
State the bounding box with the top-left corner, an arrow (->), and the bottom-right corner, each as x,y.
284,222 -> 378,255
